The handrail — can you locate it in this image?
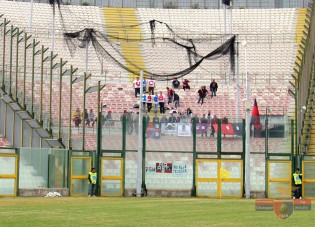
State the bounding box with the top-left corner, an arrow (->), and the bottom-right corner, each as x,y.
9,0 -> 311,9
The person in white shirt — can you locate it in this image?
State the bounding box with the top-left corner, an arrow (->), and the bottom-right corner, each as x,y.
158,91 -> 166,114
148,77 -> 156,94
133,77 -> 141,98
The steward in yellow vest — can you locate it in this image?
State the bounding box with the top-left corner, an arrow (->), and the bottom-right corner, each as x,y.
88,168 -> 97,197
292,168 -> 302,199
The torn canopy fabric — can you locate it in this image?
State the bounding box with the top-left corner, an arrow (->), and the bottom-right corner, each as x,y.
63,20 -> 235,81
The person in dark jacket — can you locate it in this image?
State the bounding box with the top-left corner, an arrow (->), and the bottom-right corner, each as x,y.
197,86 -> 208,105
172,78 -> 180,89
210,79 -> 218,98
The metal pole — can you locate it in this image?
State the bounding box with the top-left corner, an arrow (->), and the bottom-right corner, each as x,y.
29,0 -> 34,34
96,81 -> 102,196
217,118 -> 222,158
230,1 -> 233,35
229,2 -> 233,82
52,4 -> 55,52
58,58 -> 63,139
68,66 -> 73,150
2,18 -> 7,90
122,116 -> 126,195
223,4 -> 226,40
192,117 -> 197,196
136,70 -> 143,197
48,51 -> 53,132
236,36 -> 240,122
85,44 -> 89,73
31,39 -> 35,117
15,28 -> 20,101
244,40 -> 251,199
9,25 -> 14,96
40,45 -> 44,125
82,72 -> 87,150
23,32 -> 28,109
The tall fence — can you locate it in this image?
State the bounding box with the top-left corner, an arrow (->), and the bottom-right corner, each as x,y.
2,115 -> 315,198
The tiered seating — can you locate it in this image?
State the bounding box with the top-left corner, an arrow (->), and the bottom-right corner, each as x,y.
0,0 -> 110,75
138,8 -> 298,81
0,2 -> 299,153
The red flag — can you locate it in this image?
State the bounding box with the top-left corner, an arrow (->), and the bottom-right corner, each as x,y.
251,99 -> 261,130
213,123 -> 235,135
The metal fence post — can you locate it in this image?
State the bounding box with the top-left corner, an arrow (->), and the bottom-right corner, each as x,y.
192,117 -> 197,196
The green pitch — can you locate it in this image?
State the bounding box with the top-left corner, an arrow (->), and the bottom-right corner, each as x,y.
0,197 -> 314,226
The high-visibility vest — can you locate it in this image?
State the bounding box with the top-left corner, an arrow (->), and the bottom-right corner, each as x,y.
89,172 -> 97,184
293,173 -> 302,185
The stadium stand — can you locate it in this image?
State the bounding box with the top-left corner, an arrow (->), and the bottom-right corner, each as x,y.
0,1 -> 302,152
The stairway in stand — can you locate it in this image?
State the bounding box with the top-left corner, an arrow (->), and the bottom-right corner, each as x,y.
103,8 -> 146,82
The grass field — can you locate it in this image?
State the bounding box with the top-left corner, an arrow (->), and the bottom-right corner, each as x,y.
0,197 -> 314,226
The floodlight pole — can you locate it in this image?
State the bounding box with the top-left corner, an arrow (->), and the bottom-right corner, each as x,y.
136,70 -> 144,197
244,40 -> 251,199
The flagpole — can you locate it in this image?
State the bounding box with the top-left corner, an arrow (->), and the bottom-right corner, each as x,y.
136,70 -> 143,197
243,39 -> 251,199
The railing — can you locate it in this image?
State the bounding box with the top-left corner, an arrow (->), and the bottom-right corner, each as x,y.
14,0 -> 311,9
